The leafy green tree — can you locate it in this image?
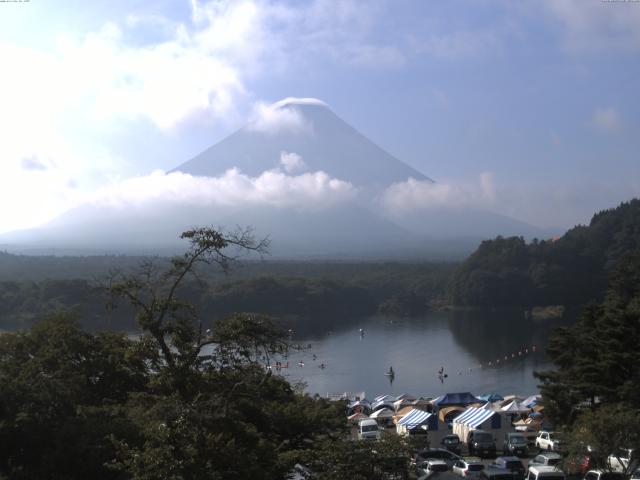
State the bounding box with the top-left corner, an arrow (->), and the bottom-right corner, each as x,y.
0,313 -> 149,480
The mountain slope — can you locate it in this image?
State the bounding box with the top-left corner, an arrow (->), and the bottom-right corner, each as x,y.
0,98 -> 547,258
172,98 -> 429,189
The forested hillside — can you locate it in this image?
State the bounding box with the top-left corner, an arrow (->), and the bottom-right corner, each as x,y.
449,199 -> 640,307
0,263 -> 454,332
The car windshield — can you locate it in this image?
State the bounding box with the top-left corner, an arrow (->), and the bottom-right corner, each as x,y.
476,433 -> 493,442
433,464 -> 448,472
469,465 -> 485,471
506,462 -> 522,469
361,425 -> 378,432
547,459 -> 561,466
511,436 -> 526,445
444,438 -> 460,445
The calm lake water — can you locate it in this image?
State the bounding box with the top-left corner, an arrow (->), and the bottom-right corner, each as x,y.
281,309 -> 575,399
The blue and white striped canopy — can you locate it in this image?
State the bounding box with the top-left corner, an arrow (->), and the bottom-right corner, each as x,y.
453,407 -> 496,428
398,409 -> 432,429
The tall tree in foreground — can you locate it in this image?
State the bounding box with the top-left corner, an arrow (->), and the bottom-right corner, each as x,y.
536,251 -> 640,477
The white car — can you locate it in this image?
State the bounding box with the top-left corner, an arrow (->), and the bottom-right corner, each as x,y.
607,449 -> 636,473
536,431 -> 562,451
417,459 -> 449,478
452,457 -> 485,479
529,452 -> 563,472
357,419 -> 380,440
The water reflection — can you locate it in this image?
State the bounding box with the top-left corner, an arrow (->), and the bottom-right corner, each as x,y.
282,310 -> 575,398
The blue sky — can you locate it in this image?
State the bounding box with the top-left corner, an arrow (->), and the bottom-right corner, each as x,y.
0,0 -> 638,233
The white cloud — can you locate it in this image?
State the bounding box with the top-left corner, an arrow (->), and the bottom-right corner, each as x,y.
89,168 -> 356,211
279,152 -> 306,173
247,101 -> 313,135
592,107 -> 622,132
379,173 -> 498,214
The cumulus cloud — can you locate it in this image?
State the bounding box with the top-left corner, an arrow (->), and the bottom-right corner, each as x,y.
379,173 -> 498,214
279,152 -> 306,173
247,101 -> 313,135
592,107 -> 622,132
88,168 -> 356,211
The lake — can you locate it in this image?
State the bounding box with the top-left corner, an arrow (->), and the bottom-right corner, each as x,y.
281,309 -> 575,399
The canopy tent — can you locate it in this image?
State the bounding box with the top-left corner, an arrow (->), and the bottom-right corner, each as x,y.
348,412 -> 369,424
370,407 -> 394,419
521,395 -> 542,408
398,409 -> 433,429
394,395 -> 419,411
373,394 -> 395,403
501,400 -> 531,414
394,406 -> 417,422
395,393 -> 417,402
433,392 -> 482,407
499,395 -> 523,408
438,406 -> 465,423
478,393 -> 504,403
370,407 -> 394,427
347,399 -> 371,415
452,406 -> 512,443
371,400 -> 395,412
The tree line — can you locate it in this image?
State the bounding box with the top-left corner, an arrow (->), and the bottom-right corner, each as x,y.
448,199 -> 640,307
0,265 -> 454,332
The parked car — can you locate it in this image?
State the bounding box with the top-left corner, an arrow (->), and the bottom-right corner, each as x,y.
480,467 -> 518,480
453,458 -> 485,479
357,419 -> 380,440
583,471 -> 625,480
493,456 -> 526,480
417,448 -> 462,468
417,459 -> 450,478
631,469 -> 640,480
527,466 -> 565,480
468,430 -> 497,458
528,453 -> 563,471
442,434 -> 462,455
607,449 -> 636,473
536,431 -> 562,451
504,433 -> 529,457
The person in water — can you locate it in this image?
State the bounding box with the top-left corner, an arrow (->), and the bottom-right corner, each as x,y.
388,366 -> 394,375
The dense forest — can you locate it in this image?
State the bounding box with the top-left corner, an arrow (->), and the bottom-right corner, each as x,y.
449,199 -> 640,307
0,260 -> 454,332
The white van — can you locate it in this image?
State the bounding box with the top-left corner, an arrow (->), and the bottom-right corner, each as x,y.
528,466 -> 566,480
358,419 -> 380,440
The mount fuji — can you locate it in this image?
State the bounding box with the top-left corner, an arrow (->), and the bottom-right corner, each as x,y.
0,98 -> 546,258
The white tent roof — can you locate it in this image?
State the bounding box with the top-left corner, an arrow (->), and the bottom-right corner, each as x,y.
501,400 -> 530,414
453,407 -> 497,428
370,407 -> 394,419
397,409 -> 433,429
